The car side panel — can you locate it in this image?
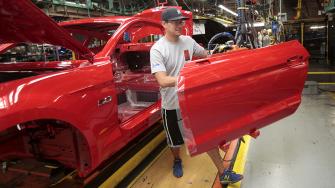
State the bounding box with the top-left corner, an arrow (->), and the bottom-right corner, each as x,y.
0,61 -> 121,176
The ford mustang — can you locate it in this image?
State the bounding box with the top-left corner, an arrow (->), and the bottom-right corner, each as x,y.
0,0 -> 309,178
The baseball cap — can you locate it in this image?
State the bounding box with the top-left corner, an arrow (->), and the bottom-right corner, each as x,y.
161,8 -> 189,21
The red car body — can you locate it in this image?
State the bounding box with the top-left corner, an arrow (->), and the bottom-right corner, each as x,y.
0,0 -> 309,177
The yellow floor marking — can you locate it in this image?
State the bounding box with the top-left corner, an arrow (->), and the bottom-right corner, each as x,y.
227,135 -> 251,188
99,131 -> 165,188
308,72 -> 335,75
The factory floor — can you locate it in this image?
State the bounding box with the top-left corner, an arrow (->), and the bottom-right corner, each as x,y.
129,92 -> 335,188
129,146 -> 218,188
242,92 -> 335,188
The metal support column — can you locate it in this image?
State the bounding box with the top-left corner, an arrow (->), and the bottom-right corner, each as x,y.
301,22 -> 304,45
109,0 -> 114,10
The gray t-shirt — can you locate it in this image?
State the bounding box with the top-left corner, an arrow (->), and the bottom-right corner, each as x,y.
150,35 -> 205,110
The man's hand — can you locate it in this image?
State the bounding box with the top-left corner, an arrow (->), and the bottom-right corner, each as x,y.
154,71 -> 177,88
231,45 -> 247,51
199,49 -> 209,58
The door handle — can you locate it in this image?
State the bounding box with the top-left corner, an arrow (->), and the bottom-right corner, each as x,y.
195,59 -> 210,64
286,55 -> 303,66
287,55 -> 303,62
98,96 -> 112,106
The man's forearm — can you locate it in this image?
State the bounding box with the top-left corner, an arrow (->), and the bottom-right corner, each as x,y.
159,76 -> 177,88
154,71 -> 177,88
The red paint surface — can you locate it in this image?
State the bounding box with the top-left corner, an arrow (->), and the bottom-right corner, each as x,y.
178,40 -> 309,156
0,0 -> 308,178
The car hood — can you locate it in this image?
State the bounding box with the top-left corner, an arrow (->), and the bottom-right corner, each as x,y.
0,0 -> 94,60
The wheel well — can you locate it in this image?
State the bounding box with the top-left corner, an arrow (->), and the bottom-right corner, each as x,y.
0,119 -> 92,176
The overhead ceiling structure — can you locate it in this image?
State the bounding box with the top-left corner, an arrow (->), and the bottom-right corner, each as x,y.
31,0 -> 326,21
169,0 -> 325,21
33,0 -> 156,19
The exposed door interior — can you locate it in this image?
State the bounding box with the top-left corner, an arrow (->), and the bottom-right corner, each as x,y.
112,23 -> 164,123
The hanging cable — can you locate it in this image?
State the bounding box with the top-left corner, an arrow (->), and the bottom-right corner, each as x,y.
181,0 -> 193,11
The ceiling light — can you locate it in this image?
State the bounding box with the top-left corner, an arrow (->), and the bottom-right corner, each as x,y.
310,26 -> 326,30
218,5 -> 238,17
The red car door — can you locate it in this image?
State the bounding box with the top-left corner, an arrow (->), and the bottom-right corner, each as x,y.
178,40 -> 309,156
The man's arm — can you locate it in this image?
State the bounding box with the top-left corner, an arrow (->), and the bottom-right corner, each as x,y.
197,49 -> 208,58
154,71 -> 177,88
192,37 -> 208,58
